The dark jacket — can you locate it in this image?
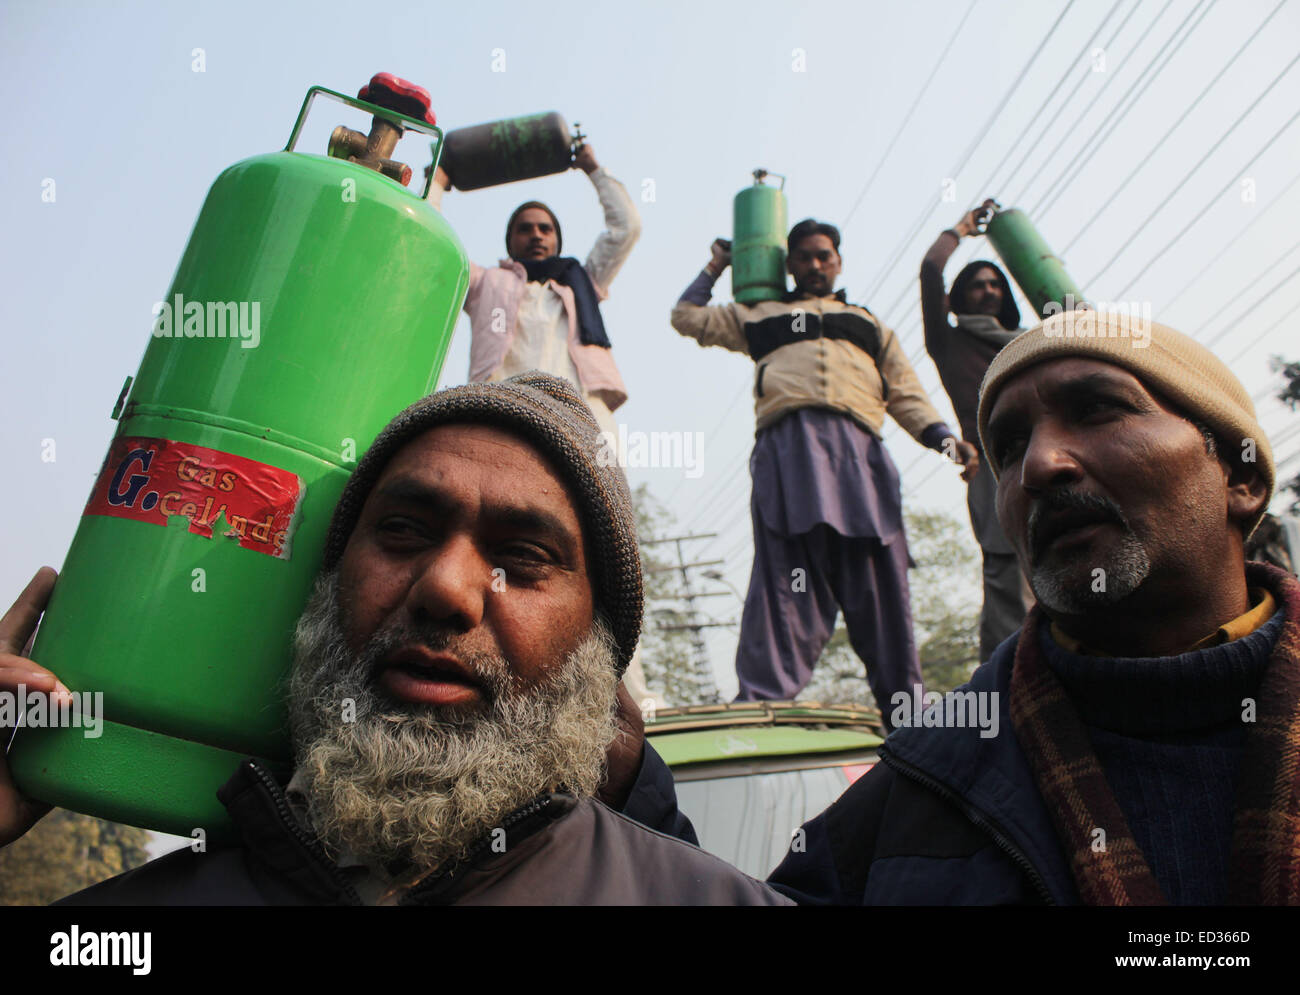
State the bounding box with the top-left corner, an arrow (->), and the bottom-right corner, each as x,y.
767,630 -> 1078,905
60,745 -> 787,906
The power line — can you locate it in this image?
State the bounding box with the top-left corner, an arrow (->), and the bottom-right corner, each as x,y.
966,0 -> 1127,212
1024,0 -> 1208,219
1226,294 -> 1300,366
1187,237 -> 1300,341
1089,52 -> 1300,290
841,0 -> 979,229
856,0 -> 1083,307
1056,0 -> 1287,258
1203,261 -> 1300,351
1157,165 -> 1300,315
660,375 -> 751,507
994,0 -> 1148,198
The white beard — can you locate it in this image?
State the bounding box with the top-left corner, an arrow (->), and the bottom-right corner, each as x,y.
1031,531 -> 1152,616
286,571 -> 618,874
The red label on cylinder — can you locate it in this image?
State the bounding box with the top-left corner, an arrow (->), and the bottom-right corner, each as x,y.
84,437 -> 304,560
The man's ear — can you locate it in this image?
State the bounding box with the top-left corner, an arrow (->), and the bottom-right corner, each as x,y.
1225,459 -> 1268,533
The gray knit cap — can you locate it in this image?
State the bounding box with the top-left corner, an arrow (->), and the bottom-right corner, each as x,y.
322,372 -> 642,673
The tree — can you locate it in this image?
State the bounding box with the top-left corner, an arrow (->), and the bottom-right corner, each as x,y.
0,809 -> 152,905
803,508 -> 982,705
1271,355 -> 1300,513
633,484 -> 722,705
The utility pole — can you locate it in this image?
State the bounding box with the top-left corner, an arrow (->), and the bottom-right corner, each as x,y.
643,532 -> 728,704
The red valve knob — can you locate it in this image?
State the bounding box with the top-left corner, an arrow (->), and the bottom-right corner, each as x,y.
357,72 -> 436,126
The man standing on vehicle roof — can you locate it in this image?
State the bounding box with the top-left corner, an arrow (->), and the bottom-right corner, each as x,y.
670,219 -> 978,720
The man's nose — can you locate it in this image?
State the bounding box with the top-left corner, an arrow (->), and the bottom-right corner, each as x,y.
405,535 -> 487,632
1018,423 -> 1084,494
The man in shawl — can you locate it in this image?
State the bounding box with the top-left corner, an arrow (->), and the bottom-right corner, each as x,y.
921,198 -> 1033,661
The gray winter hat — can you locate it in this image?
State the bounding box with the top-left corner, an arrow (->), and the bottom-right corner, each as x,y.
321,371 -> 642,673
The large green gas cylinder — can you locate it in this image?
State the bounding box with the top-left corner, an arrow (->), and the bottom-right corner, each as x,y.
985,207 -> 1087,318
9,74 -> 470,841
439,111 -> 578,191
732,169 -> 788,304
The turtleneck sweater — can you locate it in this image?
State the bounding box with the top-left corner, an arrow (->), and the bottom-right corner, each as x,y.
1039,605 -> 1282,904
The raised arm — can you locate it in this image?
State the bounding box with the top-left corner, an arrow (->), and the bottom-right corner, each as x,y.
424,164 -> 485,308
920,231 -> 958,356
577,144 -> 642,293
1,568 -> 62,849
669,239 -> 749,355
921,198 -> 998,357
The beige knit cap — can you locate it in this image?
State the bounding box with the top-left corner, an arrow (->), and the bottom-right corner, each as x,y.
977,309 -> 1273,536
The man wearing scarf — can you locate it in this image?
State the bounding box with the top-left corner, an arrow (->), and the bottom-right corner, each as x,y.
428,142 -> 640,438
430,145 -> 653,706
921,198 -> 1033,662
766,310 -> 1300,905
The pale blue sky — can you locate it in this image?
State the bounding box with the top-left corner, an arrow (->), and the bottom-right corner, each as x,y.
4,0 -> 1299,697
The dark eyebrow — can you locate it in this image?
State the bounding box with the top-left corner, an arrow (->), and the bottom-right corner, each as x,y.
987,370 -> 1147,442
1055,370 -> 1140,399
368,477 -> 582,553
370,478 -> 455,514
985,406 -> 1024,450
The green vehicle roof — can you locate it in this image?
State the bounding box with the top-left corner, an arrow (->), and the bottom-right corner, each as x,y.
645,701 -> 885,768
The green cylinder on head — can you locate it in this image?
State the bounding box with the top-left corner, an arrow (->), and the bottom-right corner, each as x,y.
985,208 -> 1087,319
733,170 -> 789,304
8,79 -> 470,843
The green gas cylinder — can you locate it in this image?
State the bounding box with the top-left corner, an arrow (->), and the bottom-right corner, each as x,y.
985,208 -> 1087,318
9,74 -> 470,842
732,170 -> 788,304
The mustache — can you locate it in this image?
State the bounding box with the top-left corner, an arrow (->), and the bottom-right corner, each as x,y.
1027,489 -> 1129,561
356,619 -> 515,704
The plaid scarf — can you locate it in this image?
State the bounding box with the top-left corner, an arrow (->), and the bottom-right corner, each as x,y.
1009,562 -> 1300,905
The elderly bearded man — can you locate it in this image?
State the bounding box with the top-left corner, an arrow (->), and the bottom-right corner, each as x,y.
0,374 -> 787,906
765,311 -> 1300,906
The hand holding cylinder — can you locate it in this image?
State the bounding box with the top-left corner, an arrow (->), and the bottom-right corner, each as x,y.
0,567 -> 64,848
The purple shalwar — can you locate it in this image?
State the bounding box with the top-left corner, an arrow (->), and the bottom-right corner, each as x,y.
734,408 -> 923,713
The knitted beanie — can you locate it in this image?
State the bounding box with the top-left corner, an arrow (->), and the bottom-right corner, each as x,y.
977,309 -> 1274,537
321,372 -> 641,672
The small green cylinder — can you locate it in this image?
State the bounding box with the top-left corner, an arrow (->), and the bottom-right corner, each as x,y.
10,148 -> 469,841
985,208 -> 1087,318
733,173 -> 788,304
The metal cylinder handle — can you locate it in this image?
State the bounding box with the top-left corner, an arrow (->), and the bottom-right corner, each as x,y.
974,199 -> 1001,235
285,85 -> 445,199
